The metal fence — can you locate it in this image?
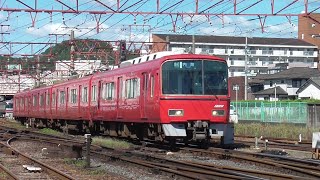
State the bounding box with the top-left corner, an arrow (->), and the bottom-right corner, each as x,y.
231,102 -> 307,124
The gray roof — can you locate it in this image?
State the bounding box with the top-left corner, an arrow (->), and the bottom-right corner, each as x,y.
154,34 -> 317,47
253,86 -> 288,95
260,67 -> 320,80
296,76 -> 320,94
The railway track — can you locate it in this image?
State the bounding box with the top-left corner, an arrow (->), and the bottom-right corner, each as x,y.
0,139 -> 75,180
180,147 -> 320,179
0,124 -> 318,179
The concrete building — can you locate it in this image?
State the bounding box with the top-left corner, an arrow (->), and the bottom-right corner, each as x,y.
152,34 -> 318,78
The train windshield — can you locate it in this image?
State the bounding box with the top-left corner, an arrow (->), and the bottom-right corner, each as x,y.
162,60 -> 228,95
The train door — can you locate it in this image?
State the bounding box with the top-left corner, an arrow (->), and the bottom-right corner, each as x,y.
140,73 -> 148,119
116,77 -> 123,119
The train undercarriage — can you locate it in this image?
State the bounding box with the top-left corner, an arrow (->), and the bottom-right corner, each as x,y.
15,117 -> 234,147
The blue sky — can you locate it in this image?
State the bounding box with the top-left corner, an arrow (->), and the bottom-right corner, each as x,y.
0,0 -> 319,56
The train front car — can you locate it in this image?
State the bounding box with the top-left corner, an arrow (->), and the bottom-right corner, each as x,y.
160,54 -> 233,145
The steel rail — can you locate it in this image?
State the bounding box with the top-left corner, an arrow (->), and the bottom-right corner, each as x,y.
181,147 -> 320,179
0,163 -> 19,180
4,137 -> 75,180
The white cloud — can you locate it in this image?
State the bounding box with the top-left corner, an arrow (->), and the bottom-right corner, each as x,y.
25,21 -> 109,38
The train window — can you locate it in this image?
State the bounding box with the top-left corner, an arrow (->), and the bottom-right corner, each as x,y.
60,91 -> 65,104
32,95 -> 37,106
126,78 -> 140,99
40,94 -> 44,106
138,58 -> 142,63
70,89 -> 77,103
52,92 -> 56,106
92,85 -> 97,102
151,76 -> 154,97
162,60 -> 228,95
103,82 -> 115,100
82,87 -> 88,102
146,56 -> 149,61
153,54 -> 157,59
46,92 -> 50,105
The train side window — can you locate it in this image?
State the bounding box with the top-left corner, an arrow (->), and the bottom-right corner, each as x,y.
153,54 -> 157,59
46,92 -> 50,105
91,85 -> 97,102
70,89 -> 77,104
103,82 -> 115,100
82,87 -> 88,102
146,56 -> 149,61
126,78 -> 140,99
40,94 -> 44,106
151,76 -> 154,97
60,91 -> 65,104
32,95 -> 37,107
52,92 -> 56,106
138,58 -> 142,63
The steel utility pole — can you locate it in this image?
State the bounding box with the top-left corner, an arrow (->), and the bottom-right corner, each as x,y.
244,37 -> 248,100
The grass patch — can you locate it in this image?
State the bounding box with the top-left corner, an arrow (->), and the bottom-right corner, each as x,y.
64,158 -> 106,175
235,123 -> 320,140
38,128 -> 63,137
0,172 -> 8,178
92,137 -> 131,149
5,120 -> 26,130
64,158 -> 87,168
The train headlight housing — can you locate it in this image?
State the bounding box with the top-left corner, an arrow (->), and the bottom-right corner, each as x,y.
168,109 -> 184,116
212,110 -> 225,116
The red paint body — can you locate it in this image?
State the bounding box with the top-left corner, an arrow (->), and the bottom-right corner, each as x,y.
13,54 -> 230,127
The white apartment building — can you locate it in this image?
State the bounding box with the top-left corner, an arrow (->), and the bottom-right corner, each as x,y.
152,34 -> 319,77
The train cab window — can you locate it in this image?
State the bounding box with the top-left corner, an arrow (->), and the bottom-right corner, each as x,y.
70,89 -> 77,103
82,87 -> 88,102
103,82 -> 115,100
52,92 -> 56,106
60,91 -> 65,104
40,94 -> 44,106
91,85 -> 97,102
126,78 -> 140,99
162,60 -> 228,95
32,95 -> 37,107
151,76 -> 154,97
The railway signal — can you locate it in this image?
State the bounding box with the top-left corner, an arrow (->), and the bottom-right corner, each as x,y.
119,41 -> 127,62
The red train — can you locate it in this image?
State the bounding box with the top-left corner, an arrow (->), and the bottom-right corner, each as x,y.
13,52 -> 234,145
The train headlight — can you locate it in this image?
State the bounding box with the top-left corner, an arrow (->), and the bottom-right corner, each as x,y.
212,110 -> 225,116
168,109 -> 184,116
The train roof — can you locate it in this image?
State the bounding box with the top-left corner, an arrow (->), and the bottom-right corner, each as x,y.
14,52 -> 225,96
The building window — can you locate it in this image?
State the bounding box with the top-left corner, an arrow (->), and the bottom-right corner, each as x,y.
126,78 -> 140,99
70,89 -> 77,103
103,82 -> 115,100
292,79 -> 301,87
